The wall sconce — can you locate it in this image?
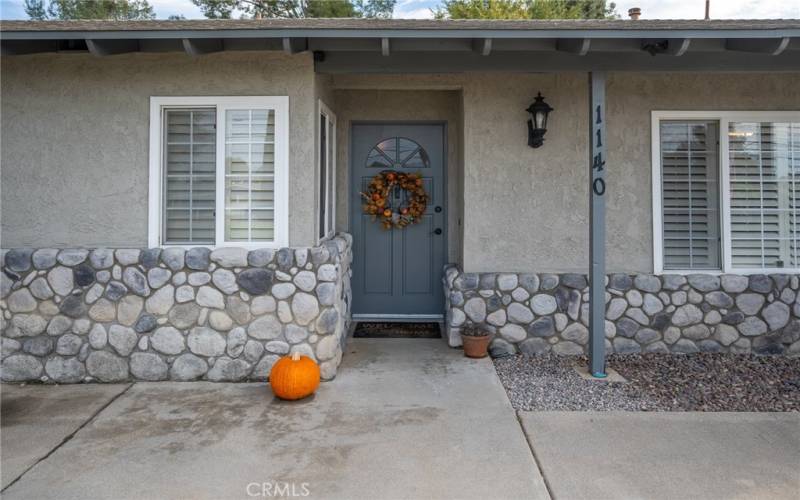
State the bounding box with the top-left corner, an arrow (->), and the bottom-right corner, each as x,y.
526,92 -> 553,148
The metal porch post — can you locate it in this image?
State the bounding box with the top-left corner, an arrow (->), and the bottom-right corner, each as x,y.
588,71 -> 607,378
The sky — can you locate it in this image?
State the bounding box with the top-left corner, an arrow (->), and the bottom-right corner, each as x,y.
1,0 -> 798,20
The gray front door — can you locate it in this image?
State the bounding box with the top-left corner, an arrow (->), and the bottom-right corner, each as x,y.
350,123 -> 446,318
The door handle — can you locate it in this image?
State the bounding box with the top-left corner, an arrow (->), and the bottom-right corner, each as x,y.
432,228 -> 443,235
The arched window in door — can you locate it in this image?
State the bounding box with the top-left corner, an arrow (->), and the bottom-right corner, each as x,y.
366,137 -> 430,169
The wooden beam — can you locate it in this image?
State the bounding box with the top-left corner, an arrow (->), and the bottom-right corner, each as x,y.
182,38 -> 224,56
557,38 -> 591,55
381,37 -> 390,56
282,37 -> 308,54
726,37 -> 790,55
667,38 -> 691,56
472,38 -> 492,56
86,39 -> 139,56
317,50 -> 800,73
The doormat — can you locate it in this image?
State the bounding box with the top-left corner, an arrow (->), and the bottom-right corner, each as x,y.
353,322 -> 442,339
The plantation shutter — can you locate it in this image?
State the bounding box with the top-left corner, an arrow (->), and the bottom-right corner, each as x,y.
729,122 -> 799,268
660,121 -> 721,269
224,109 -> 276,242
163,109 -> 216,244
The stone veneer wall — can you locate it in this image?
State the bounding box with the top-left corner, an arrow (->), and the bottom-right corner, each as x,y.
443,266 -> 800,357
0,234 -> 352,383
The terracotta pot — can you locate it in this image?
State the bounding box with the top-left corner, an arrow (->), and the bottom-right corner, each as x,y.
461,334 -> 491,358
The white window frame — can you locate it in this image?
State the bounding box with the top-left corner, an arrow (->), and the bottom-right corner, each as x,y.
652,110 -> 800,275
148,96 -> 289,249
316,99 -> 337,243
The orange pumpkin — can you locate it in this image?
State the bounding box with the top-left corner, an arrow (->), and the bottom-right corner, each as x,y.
269,352 -> 320,400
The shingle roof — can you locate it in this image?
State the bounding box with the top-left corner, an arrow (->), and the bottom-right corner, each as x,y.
2,18 -> 799,33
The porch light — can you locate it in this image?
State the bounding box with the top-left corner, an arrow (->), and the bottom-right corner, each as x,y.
526,92 -> 553,148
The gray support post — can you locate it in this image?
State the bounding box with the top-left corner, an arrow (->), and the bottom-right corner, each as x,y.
588,71 -> 607,378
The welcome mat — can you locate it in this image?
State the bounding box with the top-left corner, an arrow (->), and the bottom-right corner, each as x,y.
353,322 -> 442,339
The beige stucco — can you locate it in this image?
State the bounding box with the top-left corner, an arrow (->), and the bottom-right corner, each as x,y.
1,51 -> 318,248
2,53 -> 798,273
604,72 -> 800,273
332,72 -> 800,273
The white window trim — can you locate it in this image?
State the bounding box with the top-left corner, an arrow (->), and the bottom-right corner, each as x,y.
652,110 -> 800,275
148,96 -> 289,249
316,99 -> 337,243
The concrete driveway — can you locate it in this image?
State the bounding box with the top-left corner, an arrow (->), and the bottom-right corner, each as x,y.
1,339 -> 547,500
519,411 -> 800,500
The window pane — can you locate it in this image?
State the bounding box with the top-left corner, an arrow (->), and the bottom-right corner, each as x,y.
729,122 -> 799,269
319,113 -> 327,240
224,109 -> 275,242
163,109 -> 216,244
660,121 -> 721,269
326,119 -> 335,235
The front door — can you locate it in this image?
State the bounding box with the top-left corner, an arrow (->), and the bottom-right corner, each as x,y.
350,123 -> 446,319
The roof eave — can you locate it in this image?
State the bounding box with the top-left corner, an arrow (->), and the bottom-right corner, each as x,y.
3,27 -> 800,40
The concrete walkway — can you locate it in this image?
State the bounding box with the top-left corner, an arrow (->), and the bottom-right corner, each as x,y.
520,411 -> 800,500
3,341 -> 799,500
1,383 -> 131,489
1,339 -> 548,500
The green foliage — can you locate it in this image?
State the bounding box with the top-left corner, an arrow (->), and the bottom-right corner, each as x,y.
24,0 -> 156,20
434,0 -> 618,20
434,0 -> 528,19
190,0 -> 396,19
23,0 -> 47,19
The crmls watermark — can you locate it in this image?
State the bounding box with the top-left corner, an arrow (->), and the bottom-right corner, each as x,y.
246,482 -> 311,497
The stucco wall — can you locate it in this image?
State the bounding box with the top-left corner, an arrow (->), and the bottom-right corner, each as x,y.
332,72 -> 800,273
604,72 -> 800,274
332,89 -> 464,263
3,61 -> 798,273
1,51 -> 318,248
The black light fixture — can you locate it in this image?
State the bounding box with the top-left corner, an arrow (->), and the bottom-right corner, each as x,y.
526,92 -> 553,148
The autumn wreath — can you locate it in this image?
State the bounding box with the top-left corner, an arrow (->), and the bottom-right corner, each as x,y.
361,170 -> 428,229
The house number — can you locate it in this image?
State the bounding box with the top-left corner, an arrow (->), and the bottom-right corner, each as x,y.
592,104 -> 606,197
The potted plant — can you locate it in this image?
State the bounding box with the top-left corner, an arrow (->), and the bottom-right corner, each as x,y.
461,325 -> 491,358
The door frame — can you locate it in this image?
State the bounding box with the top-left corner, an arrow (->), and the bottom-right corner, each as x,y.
348,120 -> 449,322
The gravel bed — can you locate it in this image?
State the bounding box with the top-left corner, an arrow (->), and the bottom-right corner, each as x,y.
494,353 -> 800,412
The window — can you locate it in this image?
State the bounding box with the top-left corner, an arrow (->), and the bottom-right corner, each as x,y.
163,109 -> 216,244
366,137 -> 430,169
728,122 -> 799,269
659,120 -> 721,270
317,101 -> 336,241
149,97 -> 289,248
653,112 -> 800,273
